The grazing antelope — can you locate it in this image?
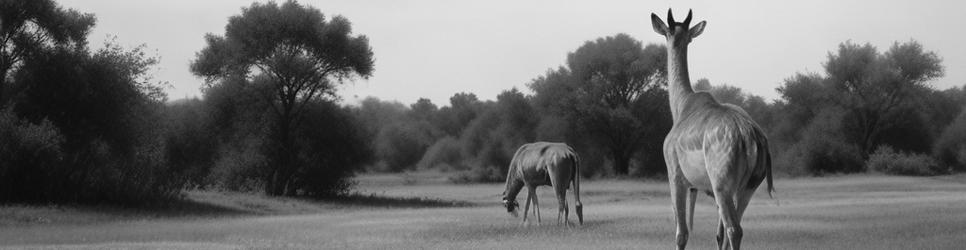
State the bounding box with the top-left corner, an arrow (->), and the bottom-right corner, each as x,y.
651,9 -> 774,250
501,142 -> 583,226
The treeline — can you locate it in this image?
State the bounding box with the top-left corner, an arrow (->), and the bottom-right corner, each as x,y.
360,37 -> 966,179
362,34 -> 673,180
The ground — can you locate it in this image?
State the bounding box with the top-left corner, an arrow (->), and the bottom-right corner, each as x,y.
3,172 -> 966,249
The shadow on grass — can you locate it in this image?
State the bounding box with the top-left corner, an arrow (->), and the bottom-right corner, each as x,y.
57,197 -> 258,220
130,197 -> 256,217
0,198 -> 254,226
1,191 -> 474,226
322,192 -> 473,208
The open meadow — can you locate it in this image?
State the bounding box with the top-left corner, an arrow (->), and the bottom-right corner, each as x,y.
2,173 -> 966,249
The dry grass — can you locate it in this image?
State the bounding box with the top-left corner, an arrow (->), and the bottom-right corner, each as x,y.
3,173 -> 966,249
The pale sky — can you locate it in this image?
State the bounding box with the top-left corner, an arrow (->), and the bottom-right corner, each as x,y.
58,0 -> 966,106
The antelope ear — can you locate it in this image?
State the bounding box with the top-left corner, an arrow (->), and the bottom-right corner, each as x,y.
689,21 -> 707,39
651,13 -> 668,36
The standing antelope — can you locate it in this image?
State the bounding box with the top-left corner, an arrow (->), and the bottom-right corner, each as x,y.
651,9 -> 774,250
501,142 -> 583,226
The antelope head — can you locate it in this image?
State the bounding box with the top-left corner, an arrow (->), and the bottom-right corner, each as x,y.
502,195 -> 519,217
651,9 -> 707,47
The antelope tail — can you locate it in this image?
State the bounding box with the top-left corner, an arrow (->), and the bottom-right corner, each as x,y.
765,143 -> 775,198
760,136 -> 775,198
571,152 -> 583,225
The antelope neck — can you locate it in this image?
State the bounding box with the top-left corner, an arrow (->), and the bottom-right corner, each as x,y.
667,44 -> 694,122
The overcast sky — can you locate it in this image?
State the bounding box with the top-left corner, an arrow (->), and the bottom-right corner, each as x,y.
58,0 -> 966,105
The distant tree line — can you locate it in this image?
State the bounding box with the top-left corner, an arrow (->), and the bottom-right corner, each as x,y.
3,0 -> 965,205
359,37 -> 966,180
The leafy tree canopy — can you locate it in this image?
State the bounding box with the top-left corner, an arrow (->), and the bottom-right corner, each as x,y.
1,0 -> 96,105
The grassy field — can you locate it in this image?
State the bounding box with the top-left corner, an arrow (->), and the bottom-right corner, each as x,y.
3,173 -> 966,249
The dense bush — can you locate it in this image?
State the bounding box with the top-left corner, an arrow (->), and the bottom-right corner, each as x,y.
457,89 -> 537,180
163,99 -> 217,188
354,97 -> 407,142
289,101 -> 371,197
4,43 -> 182,204
374,120 -> 439,172
872,107 -> 933,154
199,76 -> 371,197
416,136 -> 464,170
197,78 -> 272,191
207,137 -> 268,192
775,109 -> 864,176
0,109 -> 64,202
934,108 -> 966,171
868,146 -> 945,176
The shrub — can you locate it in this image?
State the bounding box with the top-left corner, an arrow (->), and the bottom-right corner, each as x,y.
416,136 -> 464,170
289,102 -> 371,198
868,145 -> 946,176
6,43 -> 182,204
207,138 -> 268,192
374,120 -> 439,172
453,89 -> 538,182
0,109 -> 65,202
163,99 -> 217,188
200,77 -> 273,191
774,108 -> 864,176
933,108 -> 966,171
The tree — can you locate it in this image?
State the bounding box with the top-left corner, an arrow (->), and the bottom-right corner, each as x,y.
0,0 -> 95,106
564,34 -> 667,175
824,40 -> 943,156
409,98 -> 438,121
190,1 -> 374,195
436,92 -> 482,137
775,73 -> 833,142
354,96 -> 406,143
458,88 -> 538,180
567,34 -> 667,108
529,67 -> 580,143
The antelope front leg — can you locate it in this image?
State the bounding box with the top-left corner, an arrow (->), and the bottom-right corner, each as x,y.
522,188 -> 532,225
532,189 -> 541,224
670,181 -> 690,250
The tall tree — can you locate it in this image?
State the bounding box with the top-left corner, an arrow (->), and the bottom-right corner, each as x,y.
824,40 -> 942,156
568,34 -> 667,108
565,34 -> 667,175
0,0 -> 95,106
190,0 -> 374,195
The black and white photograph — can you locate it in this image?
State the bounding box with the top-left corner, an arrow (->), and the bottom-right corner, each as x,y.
2,0 -> 966,249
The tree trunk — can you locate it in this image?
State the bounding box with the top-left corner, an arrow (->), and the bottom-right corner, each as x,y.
612,150 -> 630,175
267,170 -> 283,196
266,111 -> 293,196
0,65 -> 8,107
